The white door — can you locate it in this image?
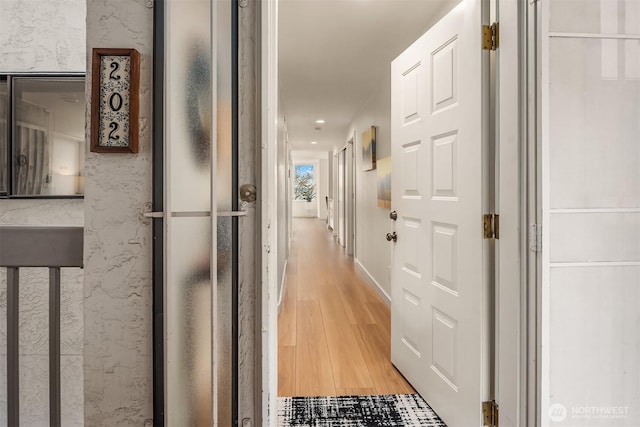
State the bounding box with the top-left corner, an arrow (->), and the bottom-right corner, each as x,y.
337,149 -> 346,246
390,1 -> 490,426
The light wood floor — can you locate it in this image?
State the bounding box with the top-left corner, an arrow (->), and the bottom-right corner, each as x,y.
277,218 -> 415,397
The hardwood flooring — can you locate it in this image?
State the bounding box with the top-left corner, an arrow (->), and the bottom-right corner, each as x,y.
277,218 -> 415,397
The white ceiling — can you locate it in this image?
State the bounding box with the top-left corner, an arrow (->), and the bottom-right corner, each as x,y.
279,0 -> 459,152
291,150 -> 330,164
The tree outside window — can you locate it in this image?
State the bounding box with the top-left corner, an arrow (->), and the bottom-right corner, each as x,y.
294,164 -> 316,202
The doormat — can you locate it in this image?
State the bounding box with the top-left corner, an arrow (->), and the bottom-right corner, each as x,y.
277,393 -> 446,426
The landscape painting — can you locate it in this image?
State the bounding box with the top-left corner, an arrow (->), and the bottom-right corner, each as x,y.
377,156 -> 391,209
362,126 -> 376,171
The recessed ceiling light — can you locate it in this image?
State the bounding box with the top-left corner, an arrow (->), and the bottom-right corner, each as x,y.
311,141 -> 318,145
315,119 -> 325,124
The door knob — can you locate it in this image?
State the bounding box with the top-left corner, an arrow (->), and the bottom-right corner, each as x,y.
386,232 -> 397,242
239,184 -> 257,202
390,210 -> 397,221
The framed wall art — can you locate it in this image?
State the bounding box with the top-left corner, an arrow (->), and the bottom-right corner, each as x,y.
90,48 -> 140,153
377,156 -> 391,209
362,126 -> 376,171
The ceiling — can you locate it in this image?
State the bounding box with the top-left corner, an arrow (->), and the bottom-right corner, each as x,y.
279,0 -> 458,152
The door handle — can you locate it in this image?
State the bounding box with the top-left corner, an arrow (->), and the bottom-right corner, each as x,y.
390,210 -> 397,221
386,232 -> 397,242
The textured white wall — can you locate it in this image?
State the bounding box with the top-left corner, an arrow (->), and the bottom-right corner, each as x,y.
83,0 -> 153,425
0,0 -> 86,424
0,0 -> 85,72
347,72 -> 392,301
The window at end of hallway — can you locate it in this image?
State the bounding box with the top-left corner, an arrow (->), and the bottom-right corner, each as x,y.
294,164 -> 316,202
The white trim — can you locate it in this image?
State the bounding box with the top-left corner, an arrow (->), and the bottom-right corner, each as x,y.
260,0 -> 278,425
354,258 -> 391,305
346,133 -> 356,256
550,261 -> 640,268
350,130 -> 357,259
549,208 -> 640,214
525,1 -> 541,425
496,0 -> 529,425
540,0 -> 551,424
548,32 -> 640,40
277,259 -> 288,314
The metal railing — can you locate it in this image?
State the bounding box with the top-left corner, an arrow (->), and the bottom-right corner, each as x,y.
0,226 -> 83,427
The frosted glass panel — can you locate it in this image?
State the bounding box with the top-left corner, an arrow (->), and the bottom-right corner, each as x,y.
549,38 -> 640,209
165,0 -> 235,424
550,0 -> 640,34
166,0 -> 212,213
165,0 -> 213,425
215,1 -> 234,424
216,216 -> 233,426
217,0 -> 233,213
167,217 -> 212,425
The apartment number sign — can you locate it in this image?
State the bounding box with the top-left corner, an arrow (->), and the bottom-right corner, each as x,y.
91,48 -> 140,153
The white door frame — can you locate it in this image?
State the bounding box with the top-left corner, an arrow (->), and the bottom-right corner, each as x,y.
259,1 -> 532,426
332,152 -> 339,236
338,147 -> 346,246
260,0 -> 279,425
495,0 -> 531,426
337,141 -> 356,254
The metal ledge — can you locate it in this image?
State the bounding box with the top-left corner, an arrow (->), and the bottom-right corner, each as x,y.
0,226 -> 84,267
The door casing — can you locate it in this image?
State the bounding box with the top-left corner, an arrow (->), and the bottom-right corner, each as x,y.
258,1 -> 532,426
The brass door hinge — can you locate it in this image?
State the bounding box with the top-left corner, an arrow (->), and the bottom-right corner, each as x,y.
482,400 -> 499,427
483,214 -> 499,239
482,23 -> 499,51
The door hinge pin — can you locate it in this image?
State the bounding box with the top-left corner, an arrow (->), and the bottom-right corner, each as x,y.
529,223 -> 541,252
483,213 -> 499,239
482,22 -> 499,51
482,400 -> 499,427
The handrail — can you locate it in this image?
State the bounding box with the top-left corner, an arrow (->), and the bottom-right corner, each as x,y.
0,226 -> 83,267
0,226 -> 83,427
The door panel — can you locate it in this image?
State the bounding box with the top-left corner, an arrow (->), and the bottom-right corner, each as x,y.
542,2 -> 640,424
337,149 -> 346,246
390,1 -> 489,426
163,0 -> 235,425
164,0 -> 213,424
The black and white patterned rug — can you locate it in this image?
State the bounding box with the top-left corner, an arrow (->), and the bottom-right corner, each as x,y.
277,393 -> 446,426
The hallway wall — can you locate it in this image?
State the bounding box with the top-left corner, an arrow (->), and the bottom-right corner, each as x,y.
277,106 -> 290,306
347,72 -> 392,301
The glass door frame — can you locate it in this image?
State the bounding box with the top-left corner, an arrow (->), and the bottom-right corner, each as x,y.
152,1 -> 240,424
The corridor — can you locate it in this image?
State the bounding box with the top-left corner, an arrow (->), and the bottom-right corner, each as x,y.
277,218 -> 414,397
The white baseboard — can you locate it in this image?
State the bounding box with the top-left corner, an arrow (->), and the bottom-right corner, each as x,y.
277,259 -> 288,314
354,258 -> 391,306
